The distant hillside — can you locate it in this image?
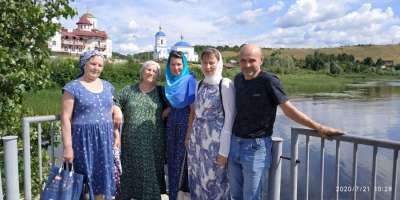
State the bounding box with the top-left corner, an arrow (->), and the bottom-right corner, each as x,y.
131,51 -> 153,61
221,44 -> 400,64
112,52 -> 129,60
122,44 -> 399,64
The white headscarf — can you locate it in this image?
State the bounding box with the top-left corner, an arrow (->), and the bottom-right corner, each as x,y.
202,50 -> 223,85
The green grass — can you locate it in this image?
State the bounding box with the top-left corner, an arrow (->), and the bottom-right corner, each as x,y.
23,89 -> 63,115
280,73 -> 358,95
22,81 -> 133,116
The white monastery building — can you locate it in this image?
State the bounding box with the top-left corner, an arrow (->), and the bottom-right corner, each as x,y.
153,26 -> 198,62
48,13 -> 112,58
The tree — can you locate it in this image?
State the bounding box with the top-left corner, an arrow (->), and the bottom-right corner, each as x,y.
0,0 -> 76,136
329,62 -> 342,75
395,64 -> 400,71
362,57 -> 374,66
375,58 -> 384,67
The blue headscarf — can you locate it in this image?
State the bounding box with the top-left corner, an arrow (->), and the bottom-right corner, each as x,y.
76,50 -> 104,78
165,52 -> 196,108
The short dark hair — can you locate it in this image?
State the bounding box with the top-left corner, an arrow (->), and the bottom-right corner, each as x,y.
169,50 -> 183,59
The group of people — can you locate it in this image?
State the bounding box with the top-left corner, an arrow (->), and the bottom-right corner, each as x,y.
61,44 -> 343,200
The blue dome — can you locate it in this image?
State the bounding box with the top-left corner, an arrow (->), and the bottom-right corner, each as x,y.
155,31 -> 166,37
174,41 -> 191,47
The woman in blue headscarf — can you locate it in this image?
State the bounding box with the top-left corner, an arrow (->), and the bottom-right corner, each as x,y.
61,50 -> 120,200
165,50 -> 196,200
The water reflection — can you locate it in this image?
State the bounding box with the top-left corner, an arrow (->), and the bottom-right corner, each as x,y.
273,81 -> 400,199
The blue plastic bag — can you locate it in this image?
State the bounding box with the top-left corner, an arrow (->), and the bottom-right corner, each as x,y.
40,163 -> 84,200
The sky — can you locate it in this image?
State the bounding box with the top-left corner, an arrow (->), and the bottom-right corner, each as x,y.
60,0 -> 400,55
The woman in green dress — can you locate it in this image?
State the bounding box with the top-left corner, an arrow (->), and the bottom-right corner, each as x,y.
114,60 -> 167,200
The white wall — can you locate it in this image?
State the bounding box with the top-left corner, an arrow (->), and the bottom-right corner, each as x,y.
48,31 -> 62,52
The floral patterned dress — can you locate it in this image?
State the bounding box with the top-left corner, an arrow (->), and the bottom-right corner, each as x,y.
114,84 -> 166,200
62,79 -> 115,200
188,82 -> 230,200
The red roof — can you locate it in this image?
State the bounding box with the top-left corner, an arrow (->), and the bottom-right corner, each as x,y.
74,30 -> 107,38
77,15 -> 92,25
62,29 -> 108,39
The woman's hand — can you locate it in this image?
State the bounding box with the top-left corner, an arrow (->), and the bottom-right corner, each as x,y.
63,146 -> 74,163
214,155 -> 228,167
162,107 -> 170,120
112,106 -> 123,129
184,131 -> 190,149
113,130 -> 121,149
61,91 -> 74,163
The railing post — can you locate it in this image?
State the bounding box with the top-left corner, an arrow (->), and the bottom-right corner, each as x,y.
0,158 -> 3,200
392,150 -> 398,200
320,138 -> 325,199
291,129 -> 299,200
268,137 -> 283,200
3,136 -> 20,200
38,123 -> 43,184
22,119 -> 31,200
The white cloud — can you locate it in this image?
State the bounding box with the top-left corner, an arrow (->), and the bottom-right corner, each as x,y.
275,0 -> 348,28
169,0 -> 199,3
236,8 -> 264,24
162,16 -> 220,44
64,0 -> 399,53
118,43 -> 153,54
128,20 -> 137,30
214,7 -> 266,26
214,16 -> 234,26
241,0 -> 253,8
266,1 -> 284,14
119,43 -> 140,53
251,3 -> 400,48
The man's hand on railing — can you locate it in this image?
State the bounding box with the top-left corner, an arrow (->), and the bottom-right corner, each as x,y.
316,124 -> 344,138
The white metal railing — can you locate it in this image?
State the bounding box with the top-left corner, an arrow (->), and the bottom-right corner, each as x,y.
0,151 -> 3,200
18,116 -> 400,199
1,136 -> 20,200
20,115 -> 283,200
22,115 -> 60,200
290,128 -> 400,200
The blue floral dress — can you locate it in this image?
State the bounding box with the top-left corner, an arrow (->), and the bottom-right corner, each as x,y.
188,83 -> 230,200
63,79 -> 115,200
166,106 -> 190,200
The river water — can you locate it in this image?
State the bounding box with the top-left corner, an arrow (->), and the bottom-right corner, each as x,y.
273,80 -> 400,200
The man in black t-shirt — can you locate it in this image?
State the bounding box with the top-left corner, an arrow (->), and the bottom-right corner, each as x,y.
228,44 -> 343,200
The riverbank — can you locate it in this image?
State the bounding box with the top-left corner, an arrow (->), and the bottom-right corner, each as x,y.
23,72 -> 399,115
280,73 -> 398,95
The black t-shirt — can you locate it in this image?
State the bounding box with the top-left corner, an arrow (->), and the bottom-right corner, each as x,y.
233,71 -> 288,138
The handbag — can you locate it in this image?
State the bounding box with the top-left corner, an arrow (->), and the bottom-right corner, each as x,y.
177,151 -> 191,200
40,162 -> 84,200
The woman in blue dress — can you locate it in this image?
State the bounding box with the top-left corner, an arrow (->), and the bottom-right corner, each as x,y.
61,50 -> 119,200
186,48 -> 235,199
165,50 -> 196,200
